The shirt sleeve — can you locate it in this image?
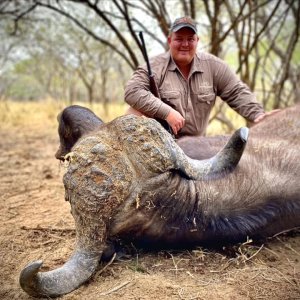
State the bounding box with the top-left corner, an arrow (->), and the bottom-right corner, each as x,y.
214,61 -> 265,122
124,66 -> 172,120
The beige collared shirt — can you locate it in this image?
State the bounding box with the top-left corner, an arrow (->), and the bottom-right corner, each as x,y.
125,51 -> 264,137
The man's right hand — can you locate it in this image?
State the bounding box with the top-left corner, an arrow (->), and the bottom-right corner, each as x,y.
165,108 -> 185,135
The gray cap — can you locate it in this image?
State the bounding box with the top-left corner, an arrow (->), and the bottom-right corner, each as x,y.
170,16 -> 197,33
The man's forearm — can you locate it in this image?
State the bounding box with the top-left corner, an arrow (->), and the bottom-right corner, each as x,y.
124,68 -> 171,119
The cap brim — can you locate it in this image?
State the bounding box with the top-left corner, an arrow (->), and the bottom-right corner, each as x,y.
172,24 -> 197,33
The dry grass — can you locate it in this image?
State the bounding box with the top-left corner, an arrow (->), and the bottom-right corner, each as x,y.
0,98 -> 245,136
0,99 -> 128,129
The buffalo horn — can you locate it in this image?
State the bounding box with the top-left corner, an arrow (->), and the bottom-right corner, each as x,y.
173,127 -> 249,180
19,250 -> 100,298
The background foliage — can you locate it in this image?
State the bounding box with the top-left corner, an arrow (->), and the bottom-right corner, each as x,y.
0,0 -> 299,130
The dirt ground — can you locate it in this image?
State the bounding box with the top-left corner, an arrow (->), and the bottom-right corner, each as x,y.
0,115 -> 299,300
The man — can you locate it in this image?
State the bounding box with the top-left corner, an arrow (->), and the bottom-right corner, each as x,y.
125,16 -> 275,137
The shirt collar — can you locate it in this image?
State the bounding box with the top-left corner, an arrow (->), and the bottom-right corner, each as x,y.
167,51 -> 204,74
191,52 -> 204,73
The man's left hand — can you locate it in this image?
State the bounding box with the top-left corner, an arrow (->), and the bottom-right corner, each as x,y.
253,109 -> 281,123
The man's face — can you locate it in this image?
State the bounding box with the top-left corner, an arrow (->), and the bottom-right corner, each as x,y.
168,28 -> 199,66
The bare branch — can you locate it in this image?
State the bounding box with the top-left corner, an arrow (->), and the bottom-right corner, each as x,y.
274,1 -> 300,108
180,0 -> 189,16
236,0 -> 282,73
86,0 -> 139,68
202,0 -> 212,23
34,0 -> 136,69
190,0 -> 195,19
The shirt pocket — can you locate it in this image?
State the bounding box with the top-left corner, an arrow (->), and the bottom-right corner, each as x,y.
160,91 -> 182,110
191,87 -> 216,133
193,86 -> 216,105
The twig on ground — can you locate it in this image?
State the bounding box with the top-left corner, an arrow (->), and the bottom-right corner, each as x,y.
275,237 -> 300,256
169,253 -> 185,277
244,244 -> 265,262
272,227 -> 300,238
178,287 -> 184,299
99,280 -> 133,295
209,259 -> 232,272
95,252 -> 116,277
272,266 -> 298,286
20,225 -> 75,232
263,246 -> 280,258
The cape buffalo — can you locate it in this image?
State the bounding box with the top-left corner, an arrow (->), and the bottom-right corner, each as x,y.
20,105 -> 300,298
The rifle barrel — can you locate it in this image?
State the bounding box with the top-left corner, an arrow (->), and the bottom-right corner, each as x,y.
139,32 -> 152,76
138,31 -> 174,137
